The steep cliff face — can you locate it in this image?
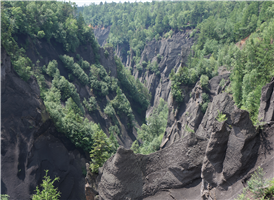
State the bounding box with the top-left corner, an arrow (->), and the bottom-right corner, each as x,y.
162,72 -> 231,148
96,80 -> 274,199
17,35 -> 141,148
133,31 -> 194,115
94,26 -> 111,47
93,29 -> 195,116
1,48 -> 87,200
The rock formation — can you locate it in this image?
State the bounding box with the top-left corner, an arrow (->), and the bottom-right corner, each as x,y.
94,26 -> 111,47
96,86 -> 274,199
1,48 -> 87,200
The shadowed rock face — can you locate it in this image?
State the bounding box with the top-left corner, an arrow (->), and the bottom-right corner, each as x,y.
97,92 -> 265,200
258,77 -> 274,122
1,48 -> 87,200
94,26 -> 111,47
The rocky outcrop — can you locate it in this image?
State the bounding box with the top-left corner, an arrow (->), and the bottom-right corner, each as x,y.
1,48 -> 87,199
162,73 -> 230,149
98,135 -> 208,200
131,31 -> 194,116
258,77 -> 274,122
96,91 -> 264,199
94,26 -> 111,47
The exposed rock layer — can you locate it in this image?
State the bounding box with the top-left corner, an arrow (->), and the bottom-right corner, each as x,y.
96,89 -> 274,200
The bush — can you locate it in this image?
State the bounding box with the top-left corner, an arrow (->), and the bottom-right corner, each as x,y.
200,75 -> 209,89
1,194 -> 10,200
32,170 -> 61,200
136,64 -> 143,71
104,49 -> 109,58
216,110 -> 227,122
81,60 -> 90,69
185,125 -> 195,133
104,103 -> 116,118
13,56 -> 32,81
235,167 -> 274,200
109,125 -> 120,135
89,130 -> 113,173
37,30 -> 45,39
83,97 -> 97,112
46,60 -> 58,77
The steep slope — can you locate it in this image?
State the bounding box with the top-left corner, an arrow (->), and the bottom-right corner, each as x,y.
95,29 -> 195,116
96,79 -> 274,200
16,33 -> 146,149
1,47 -> 87,200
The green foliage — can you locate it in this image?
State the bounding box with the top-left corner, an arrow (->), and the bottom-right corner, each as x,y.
200,75 -> 209,89
32,170 -> 61,200
201,93 -> 209,113
1,194 -> 10,200
185,125 -> 195,133
37,30 -> 45,39
130,140 -> 140,154
104,103 -> 116,118
104,49 -> 109,58
216,110 -> 227,122
46,60 -> 58,77
13,56 -> 32,81
115,56 -> 151,112
136,64 -> 143,71
44,85 -> 99,152
89,130 -> 113,173
132,98 -> 168,154
83,97 -> 97,112
109,125 -> 120,136
235,167 -> 274,200
219,78 -> 226,87
59,55 -> 89,85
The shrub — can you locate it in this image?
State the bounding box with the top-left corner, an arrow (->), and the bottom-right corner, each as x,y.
31,170 -> 61,200
136,64 -> 143,71
81,60 -> 90,69
157,54 -> 162,62
142,61 -> 147,68
185,125 -> 195,133
1,194 -> 10,200
235,167 -> 274,200
13,56 -> 32,81
37,30 -> 45,39
248,167 -> 267,198
109,125 -> 120,135
104,103 -> 115,118
104,49 -> 109,58
216,110 -> 227,122
83,97 -> 97,112
89,130 -> 112,173
46,60 -> 58,77
200,75 -> 209,89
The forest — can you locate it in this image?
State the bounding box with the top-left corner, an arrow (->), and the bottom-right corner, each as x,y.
83,1 -> 274,123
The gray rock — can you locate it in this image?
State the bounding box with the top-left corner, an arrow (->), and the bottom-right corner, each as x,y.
258,77 -> 274,122
94,26 -> 111,47
98,135 -> 208,200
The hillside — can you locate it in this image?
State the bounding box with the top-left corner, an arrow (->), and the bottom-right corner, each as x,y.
1,1 -> 274,200
82,1 -> 274,200
1,1 -> 149,199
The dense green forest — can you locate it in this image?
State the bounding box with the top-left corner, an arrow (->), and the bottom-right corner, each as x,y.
82,1 -> 274,123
